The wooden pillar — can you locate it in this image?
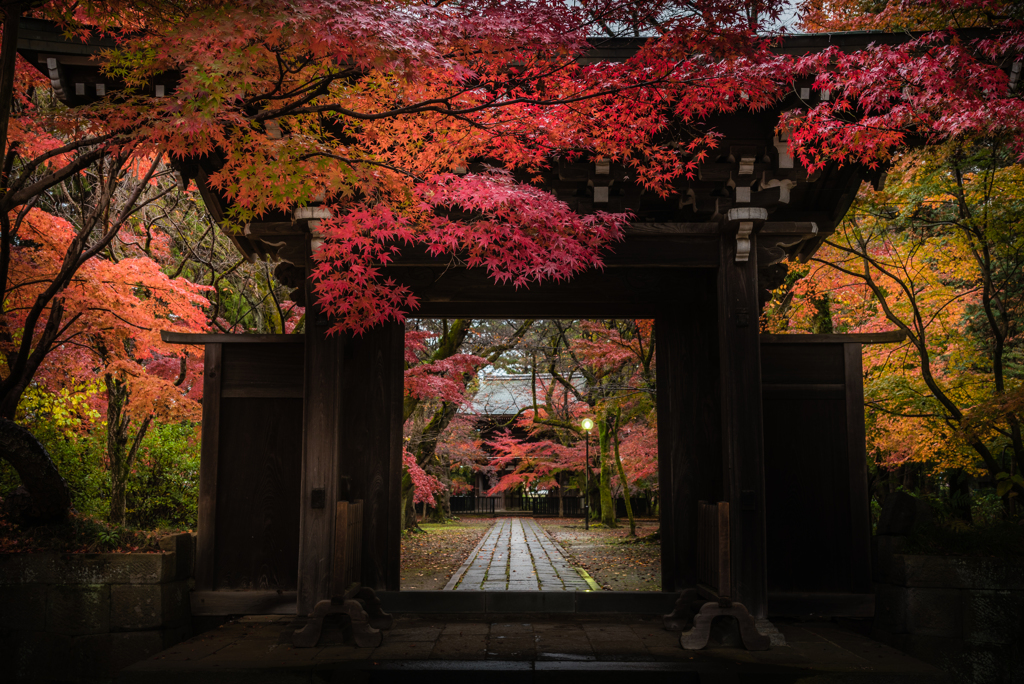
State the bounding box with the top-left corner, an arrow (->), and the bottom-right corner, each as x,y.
656,274 -> 721,591
845,342 -> 872,593
195,342 -> 222,592
297,304 -> 344,615
717,221 -> 769,618
338,321 -> 404,591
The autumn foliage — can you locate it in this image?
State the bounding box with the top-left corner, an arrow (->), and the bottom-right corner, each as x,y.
1,0 -> 1022,529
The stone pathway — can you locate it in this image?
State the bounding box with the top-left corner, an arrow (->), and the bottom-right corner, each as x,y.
444,517 -> 593,591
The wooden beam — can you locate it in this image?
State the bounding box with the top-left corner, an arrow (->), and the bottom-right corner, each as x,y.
191,591 -> 297,616
761,383 -> 846,399
161,331 -> 304,344
760,331 -> 906,344
623,222 -> 719,235
195,343 -> 222,591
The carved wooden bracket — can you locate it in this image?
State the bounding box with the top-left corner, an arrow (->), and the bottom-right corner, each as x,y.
725,207 -> 768,263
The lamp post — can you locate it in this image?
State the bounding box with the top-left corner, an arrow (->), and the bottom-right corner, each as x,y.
581,418 -> 594,530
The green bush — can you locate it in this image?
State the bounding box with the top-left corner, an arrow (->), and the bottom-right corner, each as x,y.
0,422 -> 109,519
124,422 -> 200,530
0,420 -> 200,532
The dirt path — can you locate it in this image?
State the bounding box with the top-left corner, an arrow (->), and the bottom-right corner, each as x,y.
538,518 -> 661,591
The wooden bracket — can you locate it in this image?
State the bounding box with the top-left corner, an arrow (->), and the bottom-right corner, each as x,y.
725,207 -> 768,263
291,585 -> 393,648
735,222 -> 754,262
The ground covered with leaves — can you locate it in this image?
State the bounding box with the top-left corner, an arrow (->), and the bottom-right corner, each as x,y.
540,517 -> 661,591
0,506 -> 165,554
399,518 -> 492,589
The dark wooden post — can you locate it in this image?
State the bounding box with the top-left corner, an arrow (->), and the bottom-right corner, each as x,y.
195,343 -> 222,592
845,342 -> 872,593
655,273 -> 721,591
717,212 -> 769,618
338,321 -> 404,591
297,301 -> 344,615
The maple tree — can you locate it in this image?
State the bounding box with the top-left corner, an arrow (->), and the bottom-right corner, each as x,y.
34,0 -> 801,338
763,138 -> 1024,518
482,319 -> 659,534
1,0 -> 1020,528
3,162 -> 211,522
401,318 -> 533,529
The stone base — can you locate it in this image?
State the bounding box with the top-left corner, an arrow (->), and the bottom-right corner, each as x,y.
754,617 -> 786,646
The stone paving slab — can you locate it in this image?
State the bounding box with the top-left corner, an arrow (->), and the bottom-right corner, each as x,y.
117,614 -> 951,683
445,518 -> 593,591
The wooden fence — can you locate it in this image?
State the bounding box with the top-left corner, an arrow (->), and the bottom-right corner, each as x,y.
448,494 -> 652,518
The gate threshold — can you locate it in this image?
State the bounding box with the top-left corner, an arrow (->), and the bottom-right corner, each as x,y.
378,590 -> 679,615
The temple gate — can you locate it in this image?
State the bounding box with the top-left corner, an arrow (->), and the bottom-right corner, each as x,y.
22,20 -> 904,622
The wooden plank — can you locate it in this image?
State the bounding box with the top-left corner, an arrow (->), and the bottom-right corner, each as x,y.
717,502 -> 731,597
655,275 -> 721,591
352,500 -> 363,590
161,331 -> 305,344
195,343 -> 222,592
845,343 -> 873,593
762,383 -> 846,399
190,591 -> 297,616
339,322 -> 404,591
760,332 -> 906,345
761,343 -> 846,385
213,398 -> 303,591
759,222 -> 820,236
717,232 -> 768,619
221,342 -> 304,395
762,396 -> 849,591
297,291 -> 344,615
221,387 -> 304,399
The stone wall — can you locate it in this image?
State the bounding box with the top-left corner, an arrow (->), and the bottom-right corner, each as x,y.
873,534 -> 1024,684
0,533 -> 195,682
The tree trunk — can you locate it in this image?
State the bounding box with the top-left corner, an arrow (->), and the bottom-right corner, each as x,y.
558,474 -> 564,517
400,472 -> 417,532
0,417 -> 72,524
428,486 -> 451,523
598,415 -> 616,527
104,373 -> 152,526
612,420 -> 636,537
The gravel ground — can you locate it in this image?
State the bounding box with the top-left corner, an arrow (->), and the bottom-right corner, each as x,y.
538,517 -> 662,591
